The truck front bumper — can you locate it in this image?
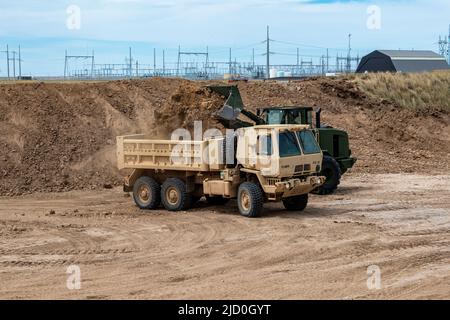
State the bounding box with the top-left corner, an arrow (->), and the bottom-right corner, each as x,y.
274,176 -> 325,199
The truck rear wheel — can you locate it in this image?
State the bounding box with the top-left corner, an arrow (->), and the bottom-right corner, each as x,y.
161,178 -> 192,212
237,182 -> 263,218
313,155 -> 341,195
133,176 -> 161,210
283,194 -> 308,211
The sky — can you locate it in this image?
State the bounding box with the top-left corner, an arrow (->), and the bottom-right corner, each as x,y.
0,0 -> 449,76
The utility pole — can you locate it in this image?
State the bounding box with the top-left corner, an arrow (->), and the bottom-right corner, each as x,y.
266,25 -> 270,79
18,45 -> 22,79
129,47 -> 132,77
252,48 -> 255,70
326,48 -> 329,74
205,46 -> 209,74
6,45 -> 10,80
163,50 -> 166,76
64,50 -> 67,79
91,50 -> 95,79
296,48 -> 299,74
229,48 -> 232,75
448,24 -> 450,65
12,50 -> 16,79
347,34 -> 352,73
177,45 -> 181,76
154,48 -> 156,76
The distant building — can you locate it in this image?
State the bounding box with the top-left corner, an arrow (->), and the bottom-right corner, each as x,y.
356,50 -> 449,73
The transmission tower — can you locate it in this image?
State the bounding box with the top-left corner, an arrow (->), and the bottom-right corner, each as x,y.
64,50 -> 95,79
176,46 -> 209,78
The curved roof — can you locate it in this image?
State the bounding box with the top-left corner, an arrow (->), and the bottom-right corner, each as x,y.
377,50 -> 444,60
357,50 -> 449,73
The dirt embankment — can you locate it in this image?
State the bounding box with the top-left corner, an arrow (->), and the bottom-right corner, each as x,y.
0,75 -> 449,196
0,78 -> 186,196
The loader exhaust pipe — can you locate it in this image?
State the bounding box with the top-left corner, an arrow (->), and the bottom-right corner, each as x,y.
316,108 -> 322,129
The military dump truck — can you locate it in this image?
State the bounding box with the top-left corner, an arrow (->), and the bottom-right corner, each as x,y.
117,125 -> 325,218
209,85 -> 357,195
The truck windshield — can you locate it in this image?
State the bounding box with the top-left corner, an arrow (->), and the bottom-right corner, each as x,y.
297,130 -> 321,154
279,132 -> 301,158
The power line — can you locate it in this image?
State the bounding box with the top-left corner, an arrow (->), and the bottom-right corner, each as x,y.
272,39 -> 346,51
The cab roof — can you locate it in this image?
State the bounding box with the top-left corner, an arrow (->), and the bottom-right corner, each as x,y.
243,124 -> 311,131
260,106 -> 314,112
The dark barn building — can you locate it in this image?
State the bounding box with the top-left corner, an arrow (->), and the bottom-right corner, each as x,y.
356,50 -> 449,73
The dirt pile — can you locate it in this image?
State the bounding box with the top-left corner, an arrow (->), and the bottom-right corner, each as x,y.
154,83 -> 226,136
0,79 -> 225,196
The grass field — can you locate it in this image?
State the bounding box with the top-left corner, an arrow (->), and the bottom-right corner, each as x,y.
352,71 -> 450,112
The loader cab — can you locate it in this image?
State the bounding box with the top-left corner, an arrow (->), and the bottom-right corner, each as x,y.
258,107 -> 315,128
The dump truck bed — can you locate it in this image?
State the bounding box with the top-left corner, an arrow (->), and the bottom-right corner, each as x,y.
117,134 -> 212,172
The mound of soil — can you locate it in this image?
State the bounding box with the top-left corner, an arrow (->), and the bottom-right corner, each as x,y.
153,83 -> 226,136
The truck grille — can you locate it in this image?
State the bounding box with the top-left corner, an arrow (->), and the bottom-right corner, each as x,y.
295,164 -> 311,173
267,178 -> 282,186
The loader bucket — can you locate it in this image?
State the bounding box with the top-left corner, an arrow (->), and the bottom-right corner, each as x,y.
207,85 -> 263,129
208,85 -> 245,121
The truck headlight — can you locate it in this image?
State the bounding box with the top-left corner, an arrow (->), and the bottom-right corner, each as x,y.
316,165 -> 321,173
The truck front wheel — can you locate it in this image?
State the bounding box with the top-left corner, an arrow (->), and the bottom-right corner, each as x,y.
237,182 -> 264,218
283,194 -> 308,211
161,178 -> 192,211
133,176 -> 161,210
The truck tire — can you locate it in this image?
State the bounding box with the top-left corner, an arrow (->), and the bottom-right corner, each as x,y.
237,182 -> 264,218
313,155 -> 341,195
161,178 -> 192,211
206,196 -> 230,206
283,194 -> 308,212
133,176 -> 161,210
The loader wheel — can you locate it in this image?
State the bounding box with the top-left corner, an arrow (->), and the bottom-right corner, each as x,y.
283,194 -> 308,212
161,178 -> 192,212
133,176 -> 161,210
237,182 -> 264,218
206,196 -> 230,206
312,155 -> 341,195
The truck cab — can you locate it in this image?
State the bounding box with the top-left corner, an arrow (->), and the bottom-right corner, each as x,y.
258,106 -> 357,195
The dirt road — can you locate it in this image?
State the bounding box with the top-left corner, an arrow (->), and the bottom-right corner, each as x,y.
1,173 -> 449,300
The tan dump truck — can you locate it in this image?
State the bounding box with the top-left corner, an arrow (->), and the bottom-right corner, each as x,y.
117,125 -> 325,217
